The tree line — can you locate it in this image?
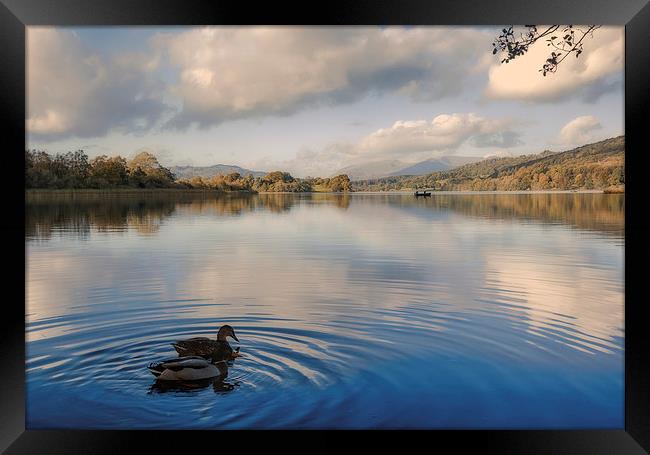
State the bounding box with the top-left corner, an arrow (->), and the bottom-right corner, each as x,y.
25,149 -> 352,193
26,150 -> 176,189
353,136 -> 625,192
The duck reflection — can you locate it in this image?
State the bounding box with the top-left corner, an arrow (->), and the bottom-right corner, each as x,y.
147,323 -> 242,395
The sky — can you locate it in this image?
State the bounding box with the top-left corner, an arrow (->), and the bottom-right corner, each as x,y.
26,26 -> 624,177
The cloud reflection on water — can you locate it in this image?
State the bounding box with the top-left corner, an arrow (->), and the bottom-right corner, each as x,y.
26,193 -> 623,357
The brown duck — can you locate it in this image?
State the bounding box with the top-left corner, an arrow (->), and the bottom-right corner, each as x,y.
172,325 -> 240,362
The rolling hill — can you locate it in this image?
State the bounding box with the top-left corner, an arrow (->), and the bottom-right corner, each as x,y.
352,136 -> 625,192
169,164 -> 266,180
387,156 -> 482,176
335,155 -> 481,180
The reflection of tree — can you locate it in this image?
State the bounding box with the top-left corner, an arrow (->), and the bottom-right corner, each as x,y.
176,193 -> 352,216
26,193 -> 177,240
27,192 -> 618,240
175,193 -> 293,216
257,194 -> 297,213
310,193 -> 351,210
391,193 -> 624,235
25,192 -> 311,240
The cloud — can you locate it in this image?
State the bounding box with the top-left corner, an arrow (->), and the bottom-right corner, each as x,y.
353,113 -> 522,159
484,26 -> 623,102
253,113 -> 523,177
249,143 -> 354,178
27,28 -> 170,141
558,115 -> 602,145
156,27 -> 492,129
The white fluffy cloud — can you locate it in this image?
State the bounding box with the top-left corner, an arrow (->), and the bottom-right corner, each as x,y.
484,26 -> 623,102
26,26 -> 624,151
255,113 -> 523,177
27,28 -> 169,140
156,27 -> 492,129
558,115 -> 602,145
354,113 -> 521,159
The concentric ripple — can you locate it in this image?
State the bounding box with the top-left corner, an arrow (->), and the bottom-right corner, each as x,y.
26,193 -> 624,428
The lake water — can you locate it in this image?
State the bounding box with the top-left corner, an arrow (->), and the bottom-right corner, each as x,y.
25,192 -> 624,429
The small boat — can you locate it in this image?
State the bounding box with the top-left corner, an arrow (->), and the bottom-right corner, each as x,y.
414,190 -> 431,197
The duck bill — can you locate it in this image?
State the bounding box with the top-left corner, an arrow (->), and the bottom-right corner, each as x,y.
231,333 -> 239,342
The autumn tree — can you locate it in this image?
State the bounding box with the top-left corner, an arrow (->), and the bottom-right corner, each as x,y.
25,149 -> 90,188
89,155 -> 129,187
127,151 -> 175,188
262,171 -> 295,184
327,174 -> 352,192
128,151 -> 161,173
25,150 -> 55,188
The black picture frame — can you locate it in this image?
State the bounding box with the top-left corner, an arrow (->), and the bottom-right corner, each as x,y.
2,0 -> 648,452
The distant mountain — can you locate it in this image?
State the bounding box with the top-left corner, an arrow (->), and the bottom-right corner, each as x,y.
387,156 -> 482,176
335,156 -> 482,180
352,136 -> 625,192
335,160 -> 408,180
169,164 -> 267,180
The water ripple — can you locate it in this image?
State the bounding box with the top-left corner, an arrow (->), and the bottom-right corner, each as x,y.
26,193 -> 624,428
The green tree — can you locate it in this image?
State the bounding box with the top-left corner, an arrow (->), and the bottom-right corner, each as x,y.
327,174 -> 352,192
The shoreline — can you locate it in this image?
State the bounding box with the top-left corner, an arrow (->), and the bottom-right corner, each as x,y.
25,188 -> 624,197
350,189 -> 619,195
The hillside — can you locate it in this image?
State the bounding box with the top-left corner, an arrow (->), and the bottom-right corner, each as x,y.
169,164 -> 266,180
387,156 -> 481,177
336,155 -> 481,180
336,160 -> 410,180
352,136 -> 624,192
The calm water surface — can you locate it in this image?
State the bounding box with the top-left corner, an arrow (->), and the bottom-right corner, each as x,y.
26,192 -> 624,428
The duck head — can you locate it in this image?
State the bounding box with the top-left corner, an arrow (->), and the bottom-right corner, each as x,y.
217,324 -> 239,342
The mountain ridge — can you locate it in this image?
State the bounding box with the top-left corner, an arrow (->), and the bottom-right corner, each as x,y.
387,156 -> 482,177
169,164 -> 267,179
335,155 -> 483,180
352,136 -> 625,192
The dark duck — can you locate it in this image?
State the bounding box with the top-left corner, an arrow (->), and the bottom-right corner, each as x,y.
172,324 -> 240,362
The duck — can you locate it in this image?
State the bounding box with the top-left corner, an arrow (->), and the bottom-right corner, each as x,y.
148,356 -> 228,381
172,324 -> 240,362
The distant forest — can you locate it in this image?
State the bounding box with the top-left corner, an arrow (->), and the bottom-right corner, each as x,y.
26,136 -> 624,194
353,136 -> 625,192
25,150 -> 351,193
26,191 -> 623,241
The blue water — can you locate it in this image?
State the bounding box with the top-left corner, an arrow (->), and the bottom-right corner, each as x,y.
25,192 -> 624,428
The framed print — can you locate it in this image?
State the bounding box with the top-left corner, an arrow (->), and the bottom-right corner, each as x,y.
2,0 -> 649,452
